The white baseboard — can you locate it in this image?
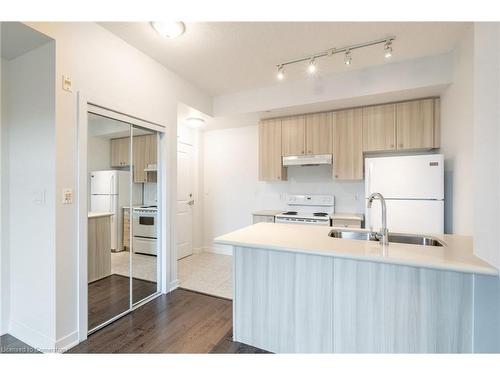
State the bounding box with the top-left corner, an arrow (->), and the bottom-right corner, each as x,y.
202,245 -> 233,256
9,319 -> 55,353
168,279 -> 179,292
55,330 -> 79,353
192,246 -> 203,255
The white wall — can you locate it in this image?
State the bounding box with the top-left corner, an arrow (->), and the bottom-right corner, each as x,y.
0,55 -> 6,335
23,22 -> 212,349
440,26 -> 474,235
473,23 -> 500,269
202,125 -> 364,252
1,42 -> 56,348
470,23 -> 500,352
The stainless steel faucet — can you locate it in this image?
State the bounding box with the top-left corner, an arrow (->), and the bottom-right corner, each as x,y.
367,192 -> 389,246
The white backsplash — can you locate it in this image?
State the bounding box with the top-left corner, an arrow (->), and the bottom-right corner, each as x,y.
143,183 -> 157,206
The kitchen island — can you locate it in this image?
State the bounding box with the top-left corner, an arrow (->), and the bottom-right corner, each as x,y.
88,212 -> 113,283
215,223 -> 498,353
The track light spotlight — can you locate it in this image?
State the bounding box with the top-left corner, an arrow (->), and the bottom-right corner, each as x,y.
307,58 -> 317,74
384,40 -> 393,58
276,65 -> 285,80
344,49 -> 352,65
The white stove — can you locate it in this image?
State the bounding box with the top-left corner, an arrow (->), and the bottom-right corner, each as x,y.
275,194 -> 335,226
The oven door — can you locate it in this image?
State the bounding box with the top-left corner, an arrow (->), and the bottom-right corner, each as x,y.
133,210 -> 157,238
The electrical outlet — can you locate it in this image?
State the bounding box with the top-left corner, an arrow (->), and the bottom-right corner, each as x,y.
63,188 -> 73,204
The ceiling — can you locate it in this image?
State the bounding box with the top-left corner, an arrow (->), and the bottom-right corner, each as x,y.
100,22 -> 470,97
1,22 -> 52,60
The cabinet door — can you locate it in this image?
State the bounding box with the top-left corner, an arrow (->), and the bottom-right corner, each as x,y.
259,119 -> 287,181
362,104 -> 396,152
396,99 -> 435,150
111,137 -> 130,167
146,134 -> 157,165
281,116 -> 306,156
433,98 -> 441,148
305,112 -> 333,155
133,135 -> 147,183
333,109 -> 363,180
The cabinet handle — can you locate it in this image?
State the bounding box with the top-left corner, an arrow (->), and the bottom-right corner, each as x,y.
335,174 -> 338,178
399,143 -> 403,148
277,176 -> 281,180
389,144 -> 394,149
301,150 -> 305,154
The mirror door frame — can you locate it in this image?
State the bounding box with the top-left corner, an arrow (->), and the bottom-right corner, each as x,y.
77,92 -> 168,342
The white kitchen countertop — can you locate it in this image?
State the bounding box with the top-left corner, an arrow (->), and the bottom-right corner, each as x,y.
88,212 -> 113,219
331,212 -> 364,221
214,223 -> 498,276
252,210 -> 284,216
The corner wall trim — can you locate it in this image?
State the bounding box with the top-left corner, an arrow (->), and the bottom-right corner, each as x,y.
55,330 -> 79,353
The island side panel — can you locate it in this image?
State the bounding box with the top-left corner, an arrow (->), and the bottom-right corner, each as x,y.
333,258 -> 473,353
234,246 -> 473,353
88,215 -> 112,283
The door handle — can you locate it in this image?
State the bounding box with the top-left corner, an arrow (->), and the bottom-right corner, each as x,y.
187,200 -> 195,206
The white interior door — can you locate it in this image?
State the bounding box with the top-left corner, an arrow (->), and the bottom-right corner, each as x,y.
176,142 -> 194,260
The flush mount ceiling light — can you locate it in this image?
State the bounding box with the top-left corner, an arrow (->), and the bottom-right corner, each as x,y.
185,117 -> 205,129
275,36 -> 395,81
151,21 -> 186,39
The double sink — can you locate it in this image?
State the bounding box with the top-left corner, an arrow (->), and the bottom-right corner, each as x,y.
328,229 -> 445,247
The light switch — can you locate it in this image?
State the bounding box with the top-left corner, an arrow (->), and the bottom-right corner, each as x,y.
62,75 -> 72,92
63,188 -> 73,204
33,190 -> 46,205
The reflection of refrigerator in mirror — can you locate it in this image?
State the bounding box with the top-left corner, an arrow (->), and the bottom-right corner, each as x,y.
90,170 -> 141,252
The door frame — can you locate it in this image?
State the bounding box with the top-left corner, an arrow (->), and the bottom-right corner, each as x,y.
76,92 -> 169,342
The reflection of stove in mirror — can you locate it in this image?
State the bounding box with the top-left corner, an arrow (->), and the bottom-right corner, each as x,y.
132,207 -> 158,256
275,195 -> 334,226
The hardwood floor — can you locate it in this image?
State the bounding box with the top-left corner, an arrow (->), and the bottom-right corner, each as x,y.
0,334 -> 40,354
70,289 -> 267,353
211,331 -> 270,354
88,274 -> 157,330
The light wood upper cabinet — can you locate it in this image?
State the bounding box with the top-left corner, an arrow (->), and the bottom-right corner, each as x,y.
433,98 -> 441,148
281,116 -> 306,156
110,137 -> 130,167
259,119 -> 287,181
362,104 -> 396,152
111,134 -> 157,183
396,99 -> 435,150
333,109 -> 363,180
133,135 -> 148,183
305,112 -> 333,155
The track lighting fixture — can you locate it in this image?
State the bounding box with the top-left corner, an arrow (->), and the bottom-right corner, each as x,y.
344,49 -> 352,65
276,65 -> 285,80
274,36 -> 395,80
307,58 -> 317,74
384,40 -> 393,58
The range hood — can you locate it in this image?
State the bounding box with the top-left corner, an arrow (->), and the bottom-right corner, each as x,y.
282,154 -> 332,166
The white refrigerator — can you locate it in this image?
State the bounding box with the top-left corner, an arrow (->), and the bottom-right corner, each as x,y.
90,170 -> 141,251
365,154 -> 444,235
